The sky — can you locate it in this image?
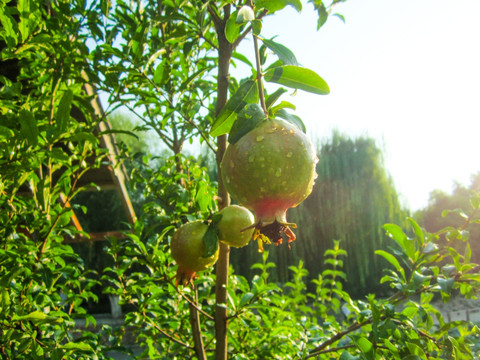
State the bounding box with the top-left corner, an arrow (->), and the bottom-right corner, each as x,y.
237,0 -> 480,211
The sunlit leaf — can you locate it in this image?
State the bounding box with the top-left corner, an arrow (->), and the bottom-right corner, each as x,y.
264,65 -> 329,95
275,109 -> 306,133
211,79 -> 257,137
56,89 -> 74,134
375,250 -> 405,280
256,0 -> 302,12
228,104 -> 266,144
438,277 -> 455,295
406,342 -> 428,360
232,51 -> 254,68
265,87 -> 287,109
333,13 -> 346,23
225,11 -> 241,44
203,222 -> 219,258
408,217 -> 424,248
260,38 -> 299,66
355,337 -> 375,360
19,109 -> 39,147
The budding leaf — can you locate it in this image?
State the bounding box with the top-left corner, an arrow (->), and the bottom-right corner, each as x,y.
236,6 -> 254,24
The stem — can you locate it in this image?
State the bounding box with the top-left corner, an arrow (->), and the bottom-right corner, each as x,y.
189,286 -> 207,360
211,5 -> 233,358
253,34 -> 267,114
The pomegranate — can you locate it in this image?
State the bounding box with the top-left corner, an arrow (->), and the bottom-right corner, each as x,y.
170,221 -> 219,286
220,118 -> 317,249
217,205 -> 255,248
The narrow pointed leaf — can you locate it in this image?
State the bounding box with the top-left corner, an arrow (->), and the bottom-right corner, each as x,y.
228,104 -> 267,144
375,250 -> 405,280
265,87 -> 287,109
260,38 -> 299,66
232,52 -> 254,68
203,222 -> 219,258
56,89 -> 73,134
211,80 -> 257,137
264,65 -> 329,95
19,109 -> 39,146
225,11 -> 241,44
256,0 -> 302,12
275,109 -> 306,133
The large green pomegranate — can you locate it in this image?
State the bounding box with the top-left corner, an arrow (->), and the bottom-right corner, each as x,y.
170,221 -> 219,286
220,118 -> 317,247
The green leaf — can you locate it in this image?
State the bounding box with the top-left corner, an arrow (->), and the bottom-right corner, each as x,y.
252,20 -> 262,36
270,100 -> 296,113
256,0 -> 302,12
408,217 -> 424,247
0,10 -> 19,47
228,104 -> 267,144
275,109 -> 306,133
12,310 -> 62,324
339,351 -> 360,360
264,65 -> 329,95
239,292 -> 254,307
203,222 -> 219,258
406,342 -> 427,360
265,87 -> 287,109
225,11 -> 241,44
314,2 -> 329,30
56,89 -> 74,134
333,13 -> 346,24
236,6 -> 254,24
211,79 -> 257,137
153,62 -> 165,85
260,38 -> 299,66
375,250 -> 405,280
355,337 -> 375,360
232,52 -> 254,68
0,125 -> 14,139
61,342 -> 93,352
19,109 -> 39,146
438,277 -> 455,295
18,0 -> 31,42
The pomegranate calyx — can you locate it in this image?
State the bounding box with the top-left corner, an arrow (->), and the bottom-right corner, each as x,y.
251,219 -> 297,251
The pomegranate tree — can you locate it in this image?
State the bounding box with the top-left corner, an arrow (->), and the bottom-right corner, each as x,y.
170,221 -> 219,286
220,118 -> 317,248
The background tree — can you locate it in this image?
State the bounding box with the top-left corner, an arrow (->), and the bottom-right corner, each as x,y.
415,173 -> 480,263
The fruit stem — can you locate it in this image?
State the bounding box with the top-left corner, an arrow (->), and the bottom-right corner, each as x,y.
253,35 -> 267,114
251,7 -> 268,115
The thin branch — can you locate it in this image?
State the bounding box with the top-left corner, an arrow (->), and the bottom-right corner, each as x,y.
207,4 -> 223,30
189,285 -> 207,360
232,9 -> 268,49
308,319 -> 371,356
168,281 -> 215,321
253,33 -> 267,114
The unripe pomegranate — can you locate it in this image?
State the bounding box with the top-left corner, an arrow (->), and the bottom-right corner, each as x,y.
170,221 -> 219,286
217,205 -> 255,248
220,118 -> 317,248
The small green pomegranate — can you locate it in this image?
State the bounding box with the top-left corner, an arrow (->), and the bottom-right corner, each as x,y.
217,205 -> 255,248
170,221 -> 219,286
220,118 -> 317,248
